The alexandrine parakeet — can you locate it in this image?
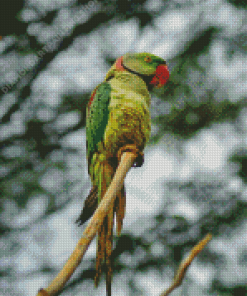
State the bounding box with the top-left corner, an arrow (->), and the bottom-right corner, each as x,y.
77,52 -> 169,296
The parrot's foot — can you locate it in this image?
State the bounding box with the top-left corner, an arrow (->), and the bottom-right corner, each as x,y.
117,144 -> 144,167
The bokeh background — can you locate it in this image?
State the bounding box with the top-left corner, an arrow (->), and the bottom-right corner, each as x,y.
0,0 -> 247,295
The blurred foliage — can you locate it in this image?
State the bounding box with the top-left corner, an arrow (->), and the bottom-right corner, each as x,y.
0,0 -> 247,295
228,0 -> 247,8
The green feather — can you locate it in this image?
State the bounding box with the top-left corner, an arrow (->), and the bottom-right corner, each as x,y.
86,82 -> 111,166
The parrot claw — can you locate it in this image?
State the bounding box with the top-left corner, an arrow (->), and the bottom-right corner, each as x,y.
117,144 -> 144,167
133,153 -> 144,167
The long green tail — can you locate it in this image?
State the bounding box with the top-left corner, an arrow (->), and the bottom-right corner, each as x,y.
94,157 -> 125,296
77,154 -> 126,296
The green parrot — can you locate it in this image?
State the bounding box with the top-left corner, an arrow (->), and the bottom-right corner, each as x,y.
77,52 -> 169,295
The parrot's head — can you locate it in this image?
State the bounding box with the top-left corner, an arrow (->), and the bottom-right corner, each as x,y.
114,52 -> 169,89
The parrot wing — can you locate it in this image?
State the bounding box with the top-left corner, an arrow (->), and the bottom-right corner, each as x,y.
86,82 -> 112,169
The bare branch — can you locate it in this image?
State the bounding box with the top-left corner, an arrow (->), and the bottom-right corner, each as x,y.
36,151 -> 137,296
160,233 -> 212,296
36,150 -> 212,296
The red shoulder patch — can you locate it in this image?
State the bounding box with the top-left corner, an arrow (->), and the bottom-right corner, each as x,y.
88,89 -> 97,109
115,56 -> 125,71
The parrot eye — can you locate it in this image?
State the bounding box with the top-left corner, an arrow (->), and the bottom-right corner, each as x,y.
144,56 -> 152,63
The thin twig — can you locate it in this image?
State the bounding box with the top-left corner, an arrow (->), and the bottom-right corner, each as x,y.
160,233 -> 212,296
37,152 -> 137,296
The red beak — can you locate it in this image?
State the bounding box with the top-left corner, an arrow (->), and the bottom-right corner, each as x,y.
150,64 -> 169,88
